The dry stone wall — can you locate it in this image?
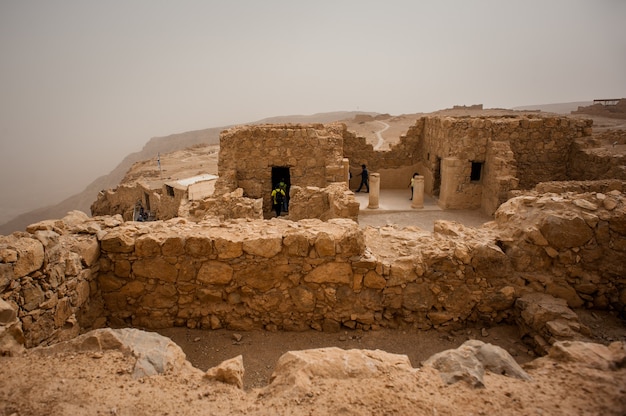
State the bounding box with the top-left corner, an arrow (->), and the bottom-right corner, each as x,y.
215,124 -> 346,215
2,187 -> 625,350
343,115 -> 591,215
0,211 -> 104,348
568,130 -> 626,181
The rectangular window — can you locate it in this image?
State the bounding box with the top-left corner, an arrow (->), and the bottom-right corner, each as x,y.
470,161 -> 483,182
166,185 -> 175,197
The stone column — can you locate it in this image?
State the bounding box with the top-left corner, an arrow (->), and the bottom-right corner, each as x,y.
411,175 -> 425,209
342,158 -> 350,185
438,157 -> 464,209
368,173 -> 380,209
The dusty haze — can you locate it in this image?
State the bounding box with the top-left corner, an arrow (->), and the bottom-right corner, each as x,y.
1,1 -> 625,226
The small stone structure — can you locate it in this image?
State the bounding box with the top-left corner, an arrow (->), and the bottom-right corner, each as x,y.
91,175 -> 218,222
214,123 -> 347,217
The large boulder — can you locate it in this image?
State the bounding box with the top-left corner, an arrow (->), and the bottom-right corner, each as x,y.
32,328 -> 195,378
422,340 -> 531,388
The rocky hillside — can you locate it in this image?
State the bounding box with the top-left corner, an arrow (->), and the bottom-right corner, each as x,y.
0,112 -> 373,235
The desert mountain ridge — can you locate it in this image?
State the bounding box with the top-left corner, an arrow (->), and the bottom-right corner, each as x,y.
0,103 -> 594,235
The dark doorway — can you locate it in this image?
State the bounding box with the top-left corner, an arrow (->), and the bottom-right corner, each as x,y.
272,166 -> 290,190
433,157 -> 441,197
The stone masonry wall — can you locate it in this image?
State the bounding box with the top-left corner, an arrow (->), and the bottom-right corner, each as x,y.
215,124 -> 346,215
0,211 -> 103,348
94,188 -> 625,332
2,187 -> 625,350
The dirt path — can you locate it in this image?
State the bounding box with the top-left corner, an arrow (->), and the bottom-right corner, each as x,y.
373,120 -> 390,150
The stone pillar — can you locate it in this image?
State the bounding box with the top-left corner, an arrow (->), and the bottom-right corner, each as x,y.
342,158 -> 350,185
438,157 -> 464,209
411,175 -> 425,209
368,173 -> 380,209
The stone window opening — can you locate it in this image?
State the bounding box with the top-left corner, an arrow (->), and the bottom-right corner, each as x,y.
470,161 -> 483,182
166,185 -> 175,197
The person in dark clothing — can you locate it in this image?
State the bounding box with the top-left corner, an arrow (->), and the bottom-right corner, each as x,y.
409,172 -> 419,200
355,164 -> 370,193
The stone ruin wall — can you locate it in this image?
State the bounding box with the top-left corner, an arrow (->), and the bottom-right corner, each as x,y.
92,182 -> 185,221
568,130 -> 626,182
572,99 -> 626,119
2,186 -> 625,350
343,115 -> 591,214
341,125 -> 422,190
214,124 -> 346,215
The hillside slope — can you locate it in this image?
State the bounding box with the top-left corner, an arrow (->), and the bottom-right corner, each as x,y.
0,111 -> 372,235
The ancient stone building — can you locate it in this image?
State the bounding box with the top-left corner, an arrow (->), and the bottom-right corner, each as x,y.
343,114 -> 593,215
213,124 -> 349,217
92,112 -> 601,221
91,174 -> 218,222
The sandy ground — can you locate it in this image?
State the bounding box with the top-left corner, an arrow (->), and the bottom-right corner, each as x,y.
1,311 -> 625,415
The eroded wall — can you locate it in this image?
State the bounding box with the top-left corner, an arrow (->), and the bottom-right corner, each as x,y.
215,124 -> 347,215
2,186 -> 625,350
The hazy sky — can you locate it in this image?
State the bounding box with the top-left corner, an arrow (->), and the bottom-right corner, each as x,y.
1,0 -> 625,223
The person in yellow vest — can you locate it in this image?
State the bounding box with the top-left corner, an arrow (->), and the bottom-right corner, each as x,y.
271,185 -> 286,217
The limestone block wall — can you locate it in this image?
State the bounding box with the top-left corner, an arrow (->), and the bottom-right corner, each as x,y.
342,122 -> 424,189
438,157 -> 483,209
215,124 -> 346,214
481,141 -> 519,215
97,218 -> 367,330
185,188 -> 264,221
568,130 -> 626,181
94,190 -> 624,333
91,182 -> 185,221
0,211 -> 103,348
287,183 -> 360,222
506,116 -> 592,188
2,188 -> 625,350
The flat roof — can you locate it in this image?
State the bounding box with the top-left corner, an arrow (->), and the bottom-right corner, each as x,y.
172,174 -> 218,187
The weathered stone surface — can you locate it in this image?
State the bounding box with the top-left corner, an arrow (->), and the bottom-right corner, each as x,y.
70,236 -> 100,266
539,213 -> 593,249
100,230 -> 135,253
243,235 -> 282,258
135,234 -> 162,257
515,292 -> 588,354
197,261 -> 233,285
184,236 -> 212,257
0,298 -> 17,325
133,257 -> 178,282
34,328 -> 194,378
214,237 -> 243,259
363,270 -> 386,289
22,283 -> 45,312
423,340 -> 531,387
267,347 -> 415,394
12,237 -> 44,278
548,340 -> 626,371
314,232 -> 335,257
205,355 -> 245,389
304,262 -> 352,285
